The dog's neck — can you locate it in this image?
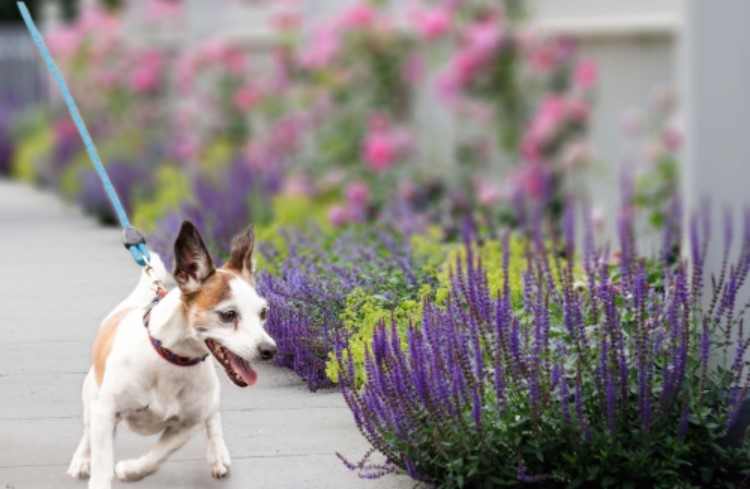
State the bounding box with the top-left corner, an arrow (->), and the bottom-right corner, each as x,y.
146,290 -> 208,359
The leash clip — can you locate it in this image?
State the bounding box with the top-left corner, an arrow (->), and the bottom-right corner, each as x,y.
123,226 -> 146,249
123,227 -> 151,267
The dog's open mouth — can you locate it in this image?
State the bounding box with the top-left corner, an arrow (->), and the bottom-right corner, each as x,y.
205,339 -> 258,387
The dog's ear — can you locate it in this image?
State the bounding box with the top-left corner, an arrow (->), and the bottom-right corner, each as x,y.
224,225 -> 255,280
173,221 -> 216,293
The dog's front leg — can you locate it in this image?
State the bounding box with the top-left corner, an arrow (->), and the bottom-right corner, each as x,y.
115,424 -> 198,482
205,412 -> 232,478
88,399 -> 117,489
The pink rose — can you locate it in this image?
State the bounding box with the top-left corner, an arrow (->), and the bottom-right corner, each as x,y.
130,51 -> 164,94
466,20 -> 502,59
363,133 -> 397,172
528,96 -> 567,142
414,8 -> 452,40
340,3 -> 376,29
233,83 -> 262,111
574,59 -> 598,90
345,182 -> 370,207
47,28 -> 81,59
476,180 -> 502,207
299,26 -> 340,68
520,135 -> 542,165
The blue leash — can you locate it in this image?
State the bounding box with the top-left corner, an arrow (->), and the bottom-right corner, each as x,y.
17,2 -> 151,267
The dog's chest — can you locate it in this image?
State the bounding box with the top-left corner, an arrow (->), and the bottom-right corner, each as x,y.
120,374 -> 210,435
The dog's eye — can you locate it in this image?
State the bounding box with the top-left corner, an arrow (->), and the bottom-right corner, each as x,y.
260,306 -> 269,321
219,310 -> 237,323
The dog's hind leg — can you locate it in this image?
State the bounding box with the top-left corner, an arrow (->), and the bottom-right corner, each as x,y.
115,424 -> 198,482
205,412 -> 231,478
68,369 -> 96,479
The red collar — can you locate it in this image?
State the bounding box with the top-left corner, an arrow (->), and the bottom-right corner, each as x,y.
143,291 -> 208,367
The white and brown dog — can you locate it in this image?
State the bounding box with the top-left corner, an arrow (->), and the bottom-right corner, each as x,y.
67,221 -> 277,489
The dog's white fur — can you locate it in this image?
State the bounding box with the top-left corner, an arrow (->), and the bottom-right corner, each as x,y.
68,225 -> 275,489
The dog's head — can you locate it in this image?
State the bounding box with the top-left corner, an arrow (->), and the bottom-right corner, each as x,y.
173,221 -> 276,387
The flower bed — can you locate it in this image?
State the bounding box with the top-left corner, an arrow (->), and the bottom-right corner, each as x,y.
335,201 -> 750,487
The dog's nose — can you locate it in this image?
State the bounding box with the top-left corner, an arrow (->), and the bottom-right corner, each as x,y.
259,343 -> 277,361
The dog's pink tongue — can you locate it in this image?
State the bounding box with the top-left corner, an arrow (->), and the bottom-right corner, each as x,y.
230,356 -> 258,386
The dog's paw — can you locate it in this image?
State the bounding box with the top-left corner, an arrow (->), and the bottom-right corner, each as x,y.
115,458 -> 149,482
67,457 -> 90,479
208,445 -> 231,478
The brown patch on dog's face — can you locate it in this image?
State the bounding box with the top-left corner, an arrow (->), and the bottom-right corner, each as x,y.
182,272 -> 233,316
93,307 -> 134,386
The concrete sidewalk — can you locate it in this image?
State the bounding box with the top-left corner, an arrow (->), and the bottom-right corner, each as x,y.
0,180 -> 412,489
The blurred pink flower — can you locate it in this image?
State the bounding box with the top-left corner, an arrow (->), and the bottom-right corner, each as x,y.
199,40 -> 246,74
476,180 -> 503,206
130,50 -> 165,94
662,127 -> 683,152
568,98 -> 591,122
451,49 -> 481,86
299,26 -> 340,69
222,46 -> 247,75
414,8 -> 452,40
94,68 -> 119,89
367,113 -> 390,132
436,67 -> 461,104
47,28 -> 82,58
398,181 -> 418,202
233,83 -> 263,111
145,0 -> 183,22
441,17 -> 503,91
528,43 -> 557,74
281,175 -> 315,196
273,10 -> 301,32
340,3 -> 376,29
345,181 -> 370,207
574,59 -> 598,90
402,55 -> 424,86
328,205 -> 350,227
79,8 -> 119,34
519,163 -> 548,199
520,136 -> 542,164
562,140 -> 592,170
363,132 -> 397,172
363,121 -> 410,172
465,19 -> 502,59
54,118 -> 77,142
529,96 -> 566,142
469,104 -> 494,124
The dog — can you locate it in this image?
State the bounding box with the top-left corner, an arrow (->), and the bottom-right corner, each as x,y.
67,221 -> 277,489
